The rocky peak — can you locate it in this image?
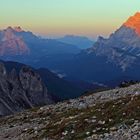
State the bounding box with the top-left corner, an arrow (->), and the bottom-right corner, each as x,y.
4,26 -> 23,33
5,26 -> 14,31
2,27 -> 16,41
124,12 -> 140,35
13,26 -> 23,32
0,63 -> 53,116
0,26 -> 30,56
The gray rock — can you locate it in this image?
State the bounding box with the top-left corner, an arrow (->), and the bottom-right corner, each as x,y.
0,63 -> 53,116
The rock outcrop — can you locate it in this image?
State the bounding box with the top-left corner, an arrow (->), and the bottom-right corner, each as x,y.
0,63 -> 53,116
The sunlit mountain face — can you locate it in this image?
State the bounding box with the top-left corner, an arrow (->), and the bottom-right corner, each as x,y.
124,12 -> 140,36
0,27 -> 30,56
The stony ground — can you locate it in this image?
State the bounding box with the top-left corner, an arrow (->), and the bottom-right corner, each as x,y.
0,84 -> 140,140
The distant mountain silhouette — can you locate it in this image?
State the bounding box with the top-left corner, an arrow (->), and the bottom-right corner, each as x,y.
57,35 -> 94,49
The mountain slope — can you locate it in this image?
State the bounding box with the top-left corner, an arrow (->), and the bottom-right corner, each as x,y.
0,62 -> 53,116
1,60 -> 85,101
37,68 -> 84,100
0,83 -> 139,139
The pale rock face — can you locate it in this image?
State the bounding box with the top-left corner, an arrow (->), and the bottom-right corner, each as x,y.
0,27 -> 30,56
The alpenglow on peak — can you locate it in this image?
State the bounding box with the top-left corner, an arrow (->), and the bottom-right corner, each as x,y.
123,12 -> 140,35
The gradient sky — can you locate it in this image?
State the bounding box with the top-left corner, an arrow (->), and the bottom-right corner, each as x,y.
0,0 -> 140,38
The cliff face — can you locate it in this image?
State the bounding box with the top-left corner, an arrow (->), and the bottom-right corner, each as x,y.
0,63 -> 53,116
124,12 -> 140,36
0,27 -> 30,56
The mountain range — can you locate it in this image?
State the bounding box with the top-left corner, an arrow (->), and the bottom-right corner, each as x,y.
0,26 -> 81,56
0,26 -> 81,68
57,35 -> 94,49
44,12 -> 140,86
1,12 -> 140,88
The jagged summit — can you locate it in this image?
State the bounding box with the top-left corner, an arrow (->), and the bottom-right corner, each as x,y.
13,26 -> 23,32
124,12 -> 140,35
4,26 -> 23,32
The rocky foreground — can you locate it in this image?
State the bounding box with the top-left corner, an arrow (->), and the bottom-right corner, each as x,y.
0,84 -> 140,140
